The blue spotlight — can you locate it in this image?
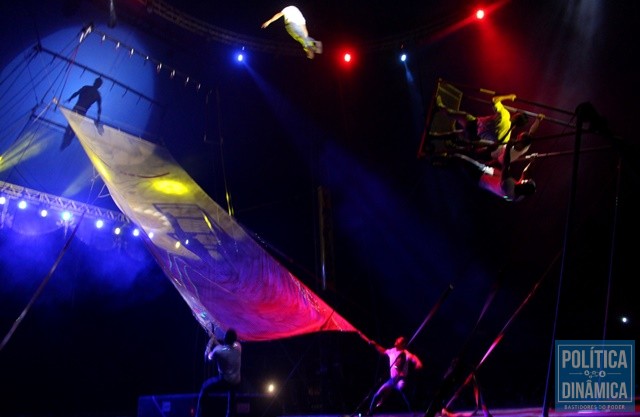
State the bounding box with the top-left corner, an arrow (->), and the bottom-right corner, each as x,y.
40,209 -> 48,217
96,219 -> 105,229
18,200 -> 27,209
132,228 -> 140,237
0,196 -> 6,204
235,47 -> 246,64
400,53 -> 407,62
114,226 -> 122,235
61,211 -> 72,221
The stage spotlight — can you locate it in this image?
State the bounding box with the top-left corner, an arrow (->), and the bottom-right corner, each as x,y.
132,228 -> 140,237
18,200 -> 27,209
0,196 -> 6,204
235,47 -> 246,64
114,226 -> 122,235
96,219 -> 104,229
61,211 -> 72,221
40,209 -> 48,217
337,49 -> 356,70
400,53 -> 407,62
265,382 -> 277,395
475,8 -> 485,19
148,232 -> 154,239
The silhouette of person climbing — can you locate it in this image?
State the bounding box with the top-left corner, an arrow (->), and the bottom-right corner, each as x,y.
61,77 -> 103,150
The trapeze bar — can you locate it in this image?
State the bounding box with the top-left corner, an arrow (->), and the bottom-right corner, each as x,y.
444,80 -> 575,116
463,94 -> 577,128
531,131 -> 580,141
524,145 -> 613,160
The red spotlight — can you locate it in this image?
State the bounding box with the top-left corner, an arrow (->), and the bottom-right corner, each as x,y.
336,47 -> 356,69
475,8 -> 485,19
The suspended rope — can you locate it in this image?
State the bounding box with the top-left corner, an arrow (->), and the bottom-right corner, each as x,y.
0,47 -> 67,129
213,87 -> 234,217
0,211 -> 86,354
0,101 -> 57,188
602,156 -> 621,341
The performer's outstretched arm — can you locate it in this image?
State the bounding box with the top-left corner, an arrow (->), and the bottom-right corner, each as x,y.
261,12 -> 283,28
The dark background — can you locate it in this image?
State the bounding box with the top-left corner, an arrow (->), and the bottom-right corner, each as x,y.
0,0 -> 638,416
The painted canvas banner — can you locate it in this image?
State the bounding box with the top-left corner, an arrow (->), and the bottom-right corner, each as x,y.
61,107 -> 361,342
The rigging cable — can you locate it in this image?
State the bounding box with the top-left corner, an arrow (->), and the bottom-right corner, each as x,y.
0,211 -> 86,354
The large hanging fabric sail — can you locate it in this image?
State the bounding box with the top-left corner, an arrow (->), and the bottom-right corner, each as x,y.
60,107 -> 362,342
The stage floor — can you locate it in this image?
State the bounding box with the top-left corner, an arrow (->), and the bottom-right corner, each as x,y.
284,409 -> 640,417
136,392 -> 639,417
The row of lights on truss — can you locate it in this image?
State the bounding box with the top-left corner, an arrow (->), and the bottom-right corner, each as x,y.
232,48 -> 407,66
81,25 -> 209,95
0,196 -> 208,251
84,24 -> 424,77
0,195 -> 149,239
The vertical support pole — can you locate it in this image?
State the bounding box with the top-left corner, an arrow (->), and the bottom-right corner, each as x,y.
541,102 -> 591,417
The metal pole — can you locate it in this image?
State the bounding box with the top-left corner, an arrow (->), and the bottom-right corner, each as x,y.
541,102 -> 590,417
